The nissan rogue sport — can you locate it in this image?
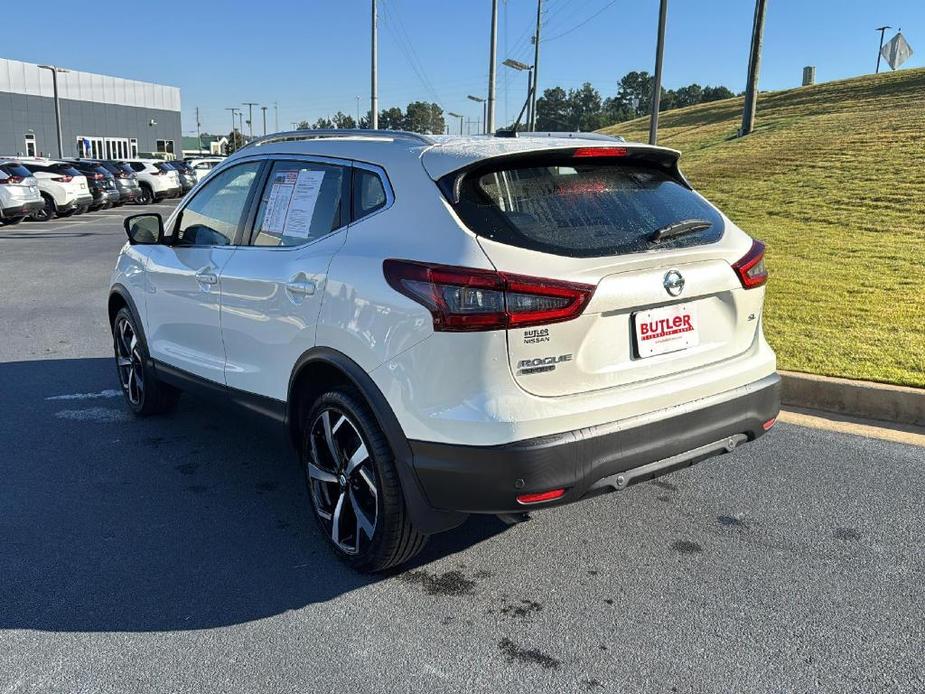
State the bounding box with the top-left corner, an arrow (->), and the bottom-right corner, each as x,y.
109,130 -> 780,572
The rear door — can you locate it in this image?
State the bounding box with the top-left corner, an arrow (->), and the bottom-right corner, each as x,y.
444,149 -> 762,397
144,160 -> 263,383
219,157 -> 351,401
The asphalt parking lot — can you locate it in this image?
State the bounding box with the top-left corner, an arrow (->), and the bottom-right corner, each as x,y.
1,205 -> 923,693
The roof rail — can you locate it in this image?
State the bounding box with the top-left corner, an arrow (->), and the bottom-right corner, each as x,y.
494,130 -> 625,142
240,129 -> 436,150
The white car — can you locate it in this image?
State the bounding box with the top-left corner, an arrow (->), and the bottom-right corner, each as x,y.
109,130 -> 779,572
0,159 -> 43,225
17,157 -> 93,221
186,157 -> 224,183
124,159 -> 182,204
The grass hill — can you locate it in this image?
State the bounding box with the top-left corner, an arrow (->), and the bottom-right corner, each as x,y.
600,68 -> 925,388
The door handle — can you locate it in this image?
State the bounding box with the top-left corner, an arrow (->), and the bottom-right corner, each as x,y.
286,279 -> 316,296
195,269 -> 218,285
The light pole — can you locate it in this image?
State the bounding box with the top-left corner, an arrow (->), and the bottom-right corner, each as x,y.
37,65 -> 68,158
448,112 -> 464,135
467,95 -> 487,134
243,102 -> 258,138
875,26 -> 892,73
260,106 -> 267,135
529,0 -> 543,131
502,59 -> 533,130
356,96 -> 361,126
371,0 -> 379,129
237,112 -> 244,141
648,0 -> 668,145
225,107 -> 239,152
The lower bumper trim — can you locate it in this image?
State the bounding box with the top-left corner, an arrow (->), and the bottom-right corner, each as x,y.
409,373 -> 781,514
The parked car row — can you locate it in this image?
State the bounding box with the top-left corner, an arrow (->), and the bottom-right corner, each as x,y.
0,154 -> 227,225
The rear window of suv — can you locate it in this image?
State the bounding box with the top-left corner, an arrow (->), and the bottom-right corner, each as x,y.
447,156 -> 724,258
0,163 -> 32,178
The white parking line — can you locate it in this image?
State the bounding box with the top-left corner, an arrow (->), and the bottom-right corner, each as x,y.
47,389 -> 122,401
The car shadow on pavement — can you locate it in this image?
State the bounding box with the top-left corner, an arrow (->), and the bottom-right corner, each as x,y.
0,357 -> 507,633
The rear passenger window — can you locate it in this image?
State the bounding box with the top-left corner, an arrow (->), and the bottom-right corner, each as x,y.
251,161 -> 346,247
352,169 -> 387,219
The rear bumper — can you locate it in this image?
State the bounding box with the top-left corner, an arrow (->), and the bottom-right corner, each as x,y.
409,372 -> 781,514
1,200 -> 43,218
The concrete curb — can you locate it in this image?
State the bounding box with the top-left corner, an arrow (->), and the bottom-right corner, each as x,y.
780,371 -> 925,427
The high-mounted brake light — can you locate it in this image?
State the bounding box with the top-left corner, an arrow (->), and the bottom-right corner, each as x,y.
572,146 -> 628,158
383,259 -> 595,332
732,240 -> 768,289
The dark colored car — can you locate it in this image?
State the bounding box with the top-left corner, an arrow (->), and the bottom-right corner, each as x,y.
65,159 -> 120,209
96,161 -> 142,205
165,160 -> 197,194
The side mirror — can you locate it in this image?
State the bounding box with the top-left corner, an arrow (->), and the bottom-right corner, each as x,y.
124,213 -> 163,245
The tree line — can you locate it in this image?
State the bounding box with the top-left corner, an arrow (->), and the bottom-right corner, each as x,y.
534,71 -> 735,132
294,100 -> 445,135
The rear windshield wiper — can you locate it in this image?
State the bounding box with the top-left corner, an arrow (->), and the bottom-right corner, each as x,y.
650,218 -> 712,243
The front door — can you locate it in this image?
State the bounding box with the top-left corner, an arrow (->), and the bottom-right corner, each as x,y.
220,158 -> 350,400
143,161 -> 263,383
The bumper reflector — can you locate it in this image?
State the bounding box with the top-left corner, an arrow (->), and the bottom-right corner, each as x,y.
762,417 -> 777,431
516,488 -> 566,505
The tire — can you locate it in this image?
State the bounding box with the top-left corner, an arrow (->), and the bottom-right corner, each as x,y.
31,195 -> 55,222
302,386 -> 426,572
57,208 -> 76,218
0,216 -> 24,226
112,307 -> 180,416
136,185 -> 154,205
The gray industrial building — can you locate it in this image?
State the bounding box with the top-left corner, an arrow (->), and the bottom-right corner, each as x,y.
0,58 -> 182,160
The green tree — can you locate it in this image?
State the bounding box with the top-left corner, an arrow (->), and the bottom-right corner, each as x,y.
331,111 -> 357,129
674,83 -> 703,108
535,86 -> 571,130
378,107 -> 404,130
295,120 -> 311,130
312,117 -> 334,129
404,101 -> 444,134
702,85 -> 735,102
225,129 -> 245,154
568,82 -> 607,131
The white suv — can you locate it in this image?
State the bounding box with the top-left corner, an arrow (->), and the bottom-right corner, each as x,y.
0,159 -> 43,225
186,157 -> 224,182
124,159 -> 182,204
109,130 -> 779,571
18,158 -> 93,221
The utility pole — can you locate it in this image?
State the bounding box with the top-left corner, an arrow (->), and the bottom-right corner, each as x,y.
274,102 -> 279,131
356,96 -> 361,126
487,0 -> 499,133
371,0 -> 379,129
529,0 -> 543,131
875,26 -> 892,73
648,0 -> 669,145
740,0 -> 768,137
260,106 -> 267,135
237,112 -> 244,141
243,102 -> 258,138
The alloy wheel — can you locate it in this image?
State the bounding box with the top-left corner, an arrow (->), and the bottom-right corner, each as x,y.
114,316 -> 144,406
307,408 -> 379,555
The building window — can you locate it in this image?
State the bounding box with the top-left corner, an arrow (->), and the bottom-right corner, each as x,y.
130,139 -> 138,158
156,139 -> 175,155
24,134 -> 36,157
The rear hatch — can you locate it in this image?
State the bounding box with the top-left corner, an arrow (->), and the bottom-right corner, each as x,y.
0,163 -> 40,201
431,144 -> 765,397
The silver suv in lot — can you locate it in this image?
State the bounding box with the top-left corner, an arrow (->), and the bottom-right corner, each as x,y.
110,130 -> 779,572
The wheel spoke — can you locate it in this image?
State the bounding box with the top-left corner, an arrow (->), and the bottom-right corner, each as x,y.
345,442 -> 368,476
117,356 -> 132,368
322,411 -> 344,466
349,489 -> 375,540
331,491 -> 346,546
358,467 -> 377,499
308,463 -> 338,484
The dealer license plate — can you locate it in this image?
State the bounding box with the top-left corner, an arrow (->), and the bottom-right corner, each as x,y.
634,304 -> 699,358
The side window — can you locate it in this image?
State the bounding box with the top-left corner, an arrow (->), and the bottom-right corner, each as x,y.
352,168 -> 387,220
174,162 -> 261,246
251,160 -> 346,248
130,162 -> 145,172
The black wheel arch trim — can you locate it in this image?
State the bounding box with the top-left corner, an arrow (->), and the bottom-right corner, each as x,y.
108,284 -> 148,358
288,346 -> 467,535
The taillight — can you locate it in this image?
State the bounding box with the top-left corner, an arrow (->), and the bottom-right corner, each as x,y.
0,175 -> 24,184
149,170 -> 163,176
573,146 -> 627,158
383,259 -> 595,332
51,175 -> 73,183
732,240 -> 768,289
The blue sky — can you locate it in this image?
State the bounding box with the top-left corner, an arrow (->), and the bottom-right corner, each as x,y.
4,0 -> 922,136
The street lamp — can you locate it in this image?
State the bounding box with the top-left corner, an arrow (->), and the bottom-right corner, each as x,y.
467,95 -> 487,134
447,112 -> 464,136
502,59 -> 533,130
37,65 -> 69,157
